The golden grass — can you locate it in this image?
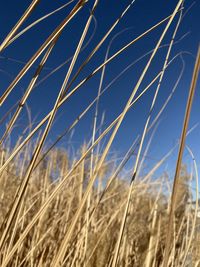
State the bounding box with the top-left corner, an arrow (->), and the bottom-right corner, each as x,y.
0,145 -> 199,267
0,0 -> 199,266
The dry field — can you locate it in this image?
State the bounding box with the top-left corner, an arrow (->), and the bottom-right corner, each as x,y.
0,1 -> 199,266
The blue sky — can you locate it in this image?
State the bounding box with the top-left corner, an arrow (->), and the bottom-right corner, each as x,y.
0,0 -> 200,180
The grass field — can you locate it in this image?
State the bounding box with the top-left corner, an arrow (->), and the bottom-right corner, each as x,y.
0,0 -> 200,266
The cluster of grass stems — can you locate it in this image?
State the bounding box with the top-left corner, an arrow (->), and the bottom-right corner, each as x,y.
0,0 -> 199,266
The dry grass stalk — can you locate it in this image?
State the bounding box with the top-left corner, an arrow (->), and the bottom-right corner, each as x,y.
163,45 -> 200,267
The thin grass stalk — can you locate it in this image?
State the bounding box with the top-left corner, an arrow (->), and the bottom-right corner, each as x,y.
78,151 -> 86,265
0,102 -> 19,127
149,54 -> 185,130
152,215 -> 162,267
145,204 -> 158,267
6,1 -> 75,48
5,198 -> 24,257
137,121 -> 160,178
0,0 -> 40,52
162,45 -> 200,267
180,146 -> 199,267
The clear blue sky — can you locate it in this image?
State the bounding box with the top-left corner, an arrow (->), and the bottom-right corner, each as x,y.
0,0 -> 200,179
